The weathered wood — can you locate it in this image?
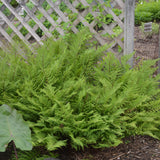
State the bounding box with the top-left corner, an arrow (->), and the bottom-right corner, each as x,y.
0,25 -> 12,43
144,22 -> 152,32
0,0 -> 129,56
16,5 -> 39,40
18,1 -> 52,38
97,0 -> 124,29
46,0 -> 78,33
30,0 -> 64,36
1,0 -> 43,45
124,0 -> 135,67
0,9 -> 30,46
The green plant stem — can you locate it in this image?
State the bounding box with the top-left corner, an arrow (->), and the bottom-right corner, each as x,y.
12,141 -> 18,160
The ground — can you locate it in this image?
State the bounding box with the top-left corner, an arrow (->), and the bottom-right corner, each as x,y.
58,135 -> 160,160
134,26 -> 159,69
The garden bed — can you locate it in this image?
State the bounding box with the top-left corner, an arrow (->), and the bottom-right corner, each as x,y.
0,135 -> 159,160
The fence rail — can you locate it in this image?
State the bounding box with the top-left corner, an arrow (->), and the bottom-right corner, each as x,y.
0,0 -> 135,65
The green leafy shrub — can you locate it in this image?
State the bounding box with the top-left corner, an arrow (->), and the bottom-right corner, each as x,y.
135,1 -> 160,25
0,29 -> 160,151
10,0 -> 19,8
135,11 -> 153,25
112,8 -> 122,16
155,10 -> 160,21
136,1 -> 160,14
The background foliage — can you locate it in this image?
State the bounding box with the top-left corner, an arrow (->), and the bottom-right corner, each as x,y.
135,1 -> 160,25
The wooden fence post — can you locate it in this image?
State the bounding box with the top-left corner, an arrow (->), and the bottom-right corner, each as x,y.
124,0 -> 135,67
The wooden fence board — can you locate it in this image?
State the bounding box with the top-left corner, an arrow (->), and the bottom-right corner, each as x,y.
124,0 -> 135,66
1,0 -> 43,45
0,0 -> 134,58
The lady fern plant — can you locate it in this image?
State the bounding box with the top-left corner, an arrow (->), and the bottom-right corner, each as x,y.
0,28 -> 160,151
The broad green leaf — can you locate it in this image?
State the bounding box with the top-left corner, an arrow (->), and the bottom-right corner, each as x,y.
0,105 -> 32,152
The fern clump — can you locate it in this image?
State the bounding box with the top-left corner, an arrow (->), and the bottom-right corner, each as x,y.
0,29 -> 160,151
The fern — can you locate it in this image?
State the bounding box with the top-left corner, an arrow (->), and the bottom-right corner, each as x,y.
0,29 -> 160,151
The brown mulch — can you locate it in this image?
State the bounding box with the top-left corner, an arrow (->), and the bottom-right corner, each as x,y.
0,134 -> 159,160
58,135 -> 160,160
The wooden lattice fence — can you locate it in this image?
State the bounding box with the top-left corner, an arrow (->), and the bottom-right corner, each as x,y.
0,0 -> 135,63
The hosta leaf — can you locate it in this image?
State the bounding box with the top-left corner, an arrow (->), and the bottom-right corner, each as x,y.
0,105 -> 32,152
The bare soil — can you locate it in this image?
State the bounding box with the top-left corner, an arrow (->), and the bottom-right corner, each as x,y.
134,26 -> 159,65
58,135 -> 160,160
